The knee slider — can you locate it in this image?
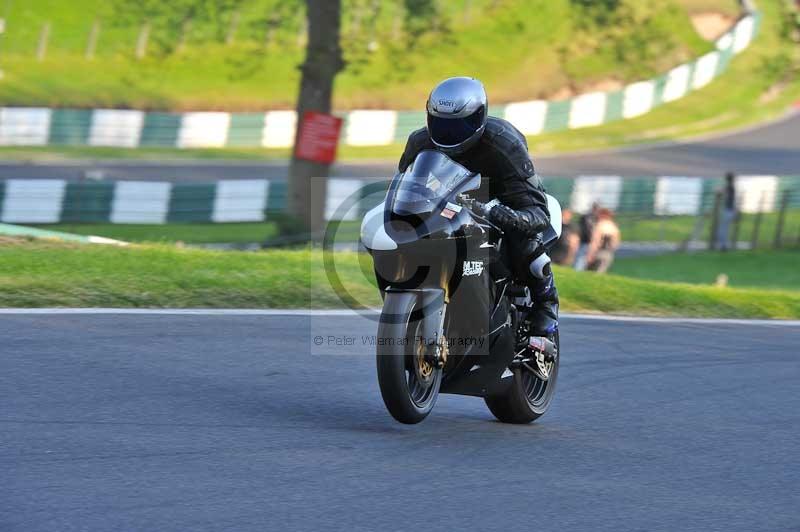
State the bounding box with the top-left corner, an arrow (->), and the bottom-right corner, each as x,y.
528,254 -> 552,281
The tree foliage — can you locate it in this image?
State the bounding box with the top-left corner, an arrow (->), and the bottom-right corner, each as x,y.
110,0 -> 301,55
403,0 -> 440,45
563,0 -> 690,81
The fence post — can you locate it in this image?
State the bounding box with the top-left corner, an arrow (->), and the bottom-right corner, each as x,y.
463,0 -> 474,23
682,215 -> 704,252
265,15 -> 279,46
708,191 -> 721,250
750,191 -> 767,250
773,190 -> 790,249
392,3 -> 403,39
73,175 -> 84,223
433,0 -> 445,31
86,19 -> 100,59
297,18 -> 307,48
731,200 -> 742,250
136,22 -> 150,59
350,1 -> 363,39
177,18 -> 192,53
226,10 -> 240,45
37,22 -> 51,61
367,0 -> 380,51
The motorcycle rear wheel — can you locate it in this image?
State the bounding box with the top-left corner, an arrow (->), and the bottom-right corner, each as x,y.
376,307 -> 442,424
484,332 -> 559,424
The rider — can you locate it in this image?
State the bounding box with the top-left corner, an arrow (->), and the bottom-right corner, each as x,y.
398,76 -> 559,336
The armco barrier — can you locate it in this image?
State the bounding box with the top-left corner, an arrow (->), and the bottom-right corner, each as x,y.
1,174 -> 796,225
0,11 -> 760,149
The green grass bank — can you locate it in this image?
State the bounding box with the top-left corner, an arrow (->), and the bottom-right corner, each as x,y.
0,1 -> 792,163
0,0 -> 727,110
611,249 -> 800,290
1,238 -> 798,319
38,222 -> 280,244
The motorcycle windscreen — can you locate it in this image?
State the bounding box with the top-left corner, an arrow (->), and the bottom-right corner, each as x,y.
391,150 -> 479,216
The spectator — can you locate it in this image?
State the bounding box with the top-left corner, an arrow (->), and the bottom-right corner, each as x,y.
716,172 -> 737,251
586,209 -> 621,274
550,208 -> 580,266
574,202 -> 599,271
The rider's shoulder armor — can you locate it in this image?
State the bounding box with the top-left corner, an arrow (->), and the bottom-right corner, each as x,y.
398,127 -> 435,172
478,116 -> 537,181
398,118 -> 542,189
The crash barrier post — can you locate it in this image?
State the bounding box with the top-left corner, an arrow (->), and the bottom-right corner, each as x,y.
750,192 -> 767,249
226,11 -> 241,45
709,191 -> 722,251
136,23 -> 150,60
86,19 -> 100,60
682,215 -> 706,252
36,22 -> 51,62
773,190 -> 790,248
731,201 -> 742,251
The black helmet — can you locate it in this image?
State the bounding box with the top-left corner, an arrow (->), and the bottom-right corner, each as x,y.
426,77 -> 488,157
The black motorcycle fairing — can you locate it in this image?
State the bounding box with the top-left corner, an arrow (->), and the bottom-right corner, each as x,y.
384,205 -> 480,247
378,288 -> 445,348
367,150 -> 528,399
440,295 -> 517,398
373,227 -> 517,398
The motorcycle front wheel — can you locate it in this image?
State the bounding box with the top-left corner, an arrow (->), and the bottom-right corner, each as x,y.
376,301 -> 442,424
484,332 -> 559,424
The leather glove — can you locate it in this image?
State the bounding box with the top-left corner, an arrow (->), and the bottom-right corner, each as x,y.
487,202 -> 548,237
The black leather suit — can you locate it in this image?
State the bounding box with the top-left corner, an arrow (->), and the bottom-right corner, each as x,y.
399,117 -> 550,227
398,116 -> 559,334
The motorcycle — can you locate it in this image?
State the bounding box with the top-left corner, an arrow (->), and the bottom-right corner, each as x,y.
360,150 -> 562,424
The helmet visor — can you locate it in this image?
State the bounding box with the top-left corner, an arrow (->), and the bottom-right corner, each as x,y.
428,106 -> 486,147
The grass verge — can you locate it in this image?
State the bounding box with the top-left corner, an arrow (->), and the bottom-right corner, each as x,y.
35,222 -> 280,244
615,210 -> 800,245
611,249 -> 800,290
1,238 -> 798,319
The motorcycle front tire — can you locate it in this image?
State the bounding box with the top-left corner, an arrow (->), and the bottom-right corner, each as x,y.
376,294 -> 442,424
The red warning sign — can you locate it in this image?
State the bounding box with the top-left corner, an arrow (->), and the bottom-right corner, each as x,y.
294,111 -> 343,164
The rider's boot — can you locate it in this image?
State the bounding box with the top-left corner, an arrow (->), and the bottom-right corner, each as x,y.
527,264 -> 559,338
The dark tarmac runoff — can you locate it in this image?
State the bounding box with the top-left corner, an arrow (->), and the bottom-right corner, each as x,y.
1,111 -> 798,183
2,312 -> 798,531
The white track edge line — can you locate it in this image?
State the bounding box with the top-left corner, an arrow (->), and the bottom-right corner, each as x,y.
1,308 -> 799,326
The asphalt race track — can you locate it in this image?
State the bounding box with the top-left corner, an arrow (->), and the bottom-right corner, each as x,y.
537,111 -> 800,177
2,112 -> 798,182
2,312 -> 799,531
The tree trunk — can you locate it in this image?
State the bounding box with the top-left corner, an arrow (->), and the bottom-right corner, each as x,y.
288,0 -> 344,235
